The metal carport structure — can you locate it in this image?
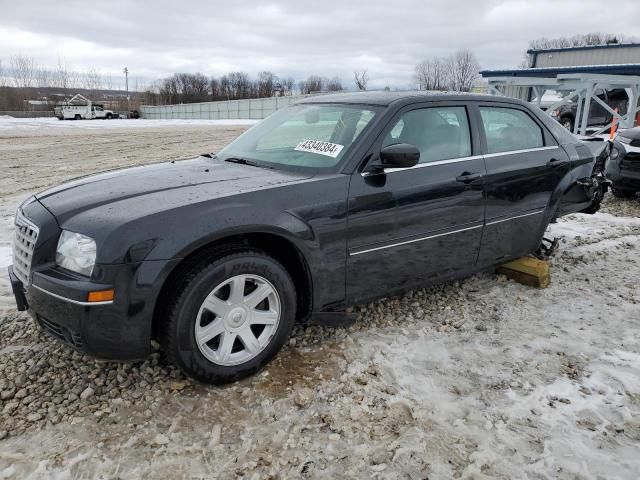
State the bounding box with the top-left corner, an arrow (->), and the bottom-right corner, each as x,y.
481,64 -> 640,136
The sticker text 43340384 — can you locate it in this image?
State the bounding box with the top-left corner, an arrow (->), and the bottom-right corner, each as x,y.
294,140 -> 344,158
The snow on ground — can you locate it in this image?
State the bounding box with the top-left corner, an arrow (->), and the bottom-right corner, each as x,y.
0,116 -> 259,133
0,126 -> 639,479
0,247 -> 11,269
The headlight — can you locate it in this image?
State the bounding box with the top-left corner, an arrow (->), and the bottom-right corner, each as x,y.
56,230 -> 97,277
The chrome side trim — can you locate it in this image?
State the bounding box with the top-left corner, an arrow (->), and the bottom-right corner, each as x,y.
362,155 -> 482,177
485,210 -> 544,226
361,146 -> 559,176
382,155 -> 483,174
350,210 -> 546,257
483,146 -> 559,158
32,284 -> 114,306
349,224 -> 483,256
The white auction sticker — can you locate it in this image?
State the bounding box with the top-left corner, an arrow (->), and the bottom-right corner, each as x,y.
294,140 -> 344,158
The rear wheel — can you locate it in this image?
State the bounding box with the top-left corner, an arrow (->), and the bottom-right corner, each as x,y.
106,113 -> 113,119
161,250 -> 296,384
611,187 -> 636,199
74,114 -> 81,120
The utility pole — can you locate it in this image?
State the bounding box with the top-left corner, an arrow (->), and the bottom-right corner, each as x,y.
123,67 -> 129,115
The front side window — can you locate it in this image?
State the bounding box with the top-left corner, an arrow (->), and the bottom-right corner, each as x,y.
382,106 -> 471,163
217,104 -> 379,171
479,107 -> 544,154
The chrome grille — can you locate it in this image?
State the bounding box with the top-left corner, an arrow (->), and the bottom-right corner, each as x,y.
12,210 -> 39,286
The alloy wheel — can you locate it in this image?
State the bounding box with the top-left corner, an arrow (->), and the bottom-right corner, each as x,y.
194,274 -> 281,366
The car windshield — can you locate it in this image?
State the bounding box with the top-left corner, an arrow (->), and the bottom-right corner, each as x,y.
216,103 -> 380,171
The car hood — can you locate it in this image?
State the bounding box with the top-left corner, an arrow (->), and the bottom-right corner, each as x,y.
36,156 -> 311,223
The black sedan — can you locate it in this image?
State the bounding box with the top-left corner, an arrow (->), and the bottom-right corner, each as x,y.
608,127 -> 640,198
9,92 -> 603,383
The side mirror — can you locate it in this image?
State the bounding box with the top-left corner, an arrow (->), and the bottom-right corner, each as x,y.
367,144 -> 420,173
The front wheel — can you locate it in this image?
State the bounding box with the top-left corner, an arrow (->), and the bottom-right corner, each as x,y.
161,250 -> 296,384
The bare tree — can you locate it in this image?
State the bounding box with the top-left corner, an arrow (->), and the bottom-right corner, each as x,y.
35,65 -> 51,88
300,75 -> 324,94
104,73 -> 114,91
447,50 -> 479,92
414,57 -> 449,91
281,77 -> 295,96
353,70 -> 369,90
256,71 -> 277,98
210,77 -> 221,99
325,76 -> 342,91
53,57 -> 71,89
83,66 -> 102,90
161,72 -> 210,102
10,54 -> 36,88
0,59 -> 6,87
227,71 -> 251,99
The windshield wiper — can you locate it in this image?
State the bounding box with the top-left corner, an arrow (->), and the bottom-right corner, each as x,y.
222,157 -> 273,169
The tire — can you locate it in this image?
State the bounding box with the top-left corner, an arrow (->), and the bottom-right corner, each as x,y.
560,115 -> 574,132
106,113 -> 113,119
611,187 -> 636,199
161,250 -> 296,384
74,114 -> 81,120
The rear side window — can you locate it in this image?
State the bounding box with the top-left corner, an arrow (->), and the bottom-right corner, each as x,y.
479,107 -> 544,154
382,106 -> 471,163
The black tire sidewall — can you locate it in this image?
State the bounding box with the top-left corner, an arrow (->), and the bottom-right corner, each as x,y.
169,253 -> 296,383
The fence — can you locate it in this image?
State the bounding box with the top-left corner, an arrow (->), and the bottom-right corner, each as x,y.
0,110 -> 55,118
140,94 -> 316,120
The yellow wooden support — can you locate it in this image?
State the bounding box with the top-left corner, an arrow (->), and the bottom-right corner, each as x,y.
496,257 -> 550,289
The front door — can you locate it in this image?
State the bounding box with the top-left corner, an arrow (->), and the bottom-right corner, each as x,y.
346,103 -> 485,304
474,103 -> 570,266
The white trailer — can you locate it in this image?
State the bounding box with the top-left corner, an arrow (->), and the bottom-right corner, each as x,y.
54,94 -> 116,120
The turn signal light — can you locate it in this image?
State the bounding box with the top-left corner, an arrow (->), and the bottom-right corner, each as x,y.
87,289 -> 115,302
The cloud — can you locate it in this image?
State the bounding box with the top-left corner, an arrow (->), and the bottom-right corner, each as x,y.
0,0 -> 639,89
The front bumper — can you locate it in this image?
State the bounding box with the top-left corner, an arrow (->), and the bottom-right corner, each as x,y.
8,259 -> 176,361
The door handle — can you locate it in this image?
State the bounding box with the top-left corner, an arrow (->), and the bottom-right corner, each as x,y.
546,158 -> 566,167
456,172 -> 483,184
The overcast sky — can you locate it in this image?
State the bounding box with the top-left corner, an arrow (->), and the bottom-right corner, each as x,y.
1,0 -> 639,90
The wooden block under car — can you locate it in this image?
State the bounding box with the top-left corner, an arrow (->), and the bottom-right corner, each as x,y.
496,257 -> 550,289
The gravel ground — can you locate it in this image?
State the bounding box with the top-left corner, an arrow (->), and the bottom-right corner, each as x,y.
0,123 -> 639,479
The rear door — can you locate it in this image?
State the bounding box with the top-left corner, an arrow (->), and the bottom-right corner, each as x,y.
346,102 -> 485,303
474,102 -> 569,266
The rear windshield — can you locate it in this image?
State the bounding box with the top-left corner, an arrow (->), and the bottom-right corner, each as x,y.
217,103 -> 380,171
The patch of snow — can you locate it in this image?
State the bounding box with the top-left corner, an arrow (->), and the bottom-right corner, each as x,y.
0,117 -> 260,133
531,89 -> 564,108
0,246 -> 12,268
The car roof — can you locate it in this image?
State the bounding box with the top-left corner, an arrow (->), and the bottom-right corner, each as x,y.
296,90 -> 523,107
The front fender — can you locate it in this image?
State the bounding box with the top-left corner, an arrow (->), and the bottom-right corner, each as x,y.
151,205 -> 316,261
